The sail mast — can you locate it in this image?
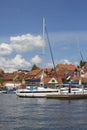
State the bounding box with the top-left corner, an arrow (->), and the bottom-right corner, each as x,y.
41,17 -> 45,87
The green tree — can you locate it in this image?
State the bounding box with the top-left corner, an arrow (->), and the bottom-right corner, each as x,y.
31,64 -> 39,70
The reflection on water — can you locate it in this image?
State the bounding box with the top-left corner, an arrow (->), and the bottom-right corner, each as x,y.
0,94 -> 87,130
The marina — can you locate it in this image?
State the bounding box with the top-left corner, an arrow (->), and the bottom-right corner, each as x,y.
0,1 -> 87,129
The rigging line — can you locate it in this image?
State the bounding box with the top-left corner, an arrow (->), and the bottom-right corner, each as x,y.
45,24 -> 56,72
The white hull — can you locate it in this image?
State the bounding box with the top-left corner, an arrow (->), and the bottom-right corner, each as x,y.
16,87 -> 58,98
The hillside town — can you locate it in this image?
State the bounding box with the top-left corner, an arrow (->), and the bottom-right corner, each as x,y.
0,62 -> 87,90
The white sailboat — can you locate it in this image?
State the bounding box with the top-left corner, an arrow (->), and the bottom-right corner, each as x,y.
16,18 -> 58,98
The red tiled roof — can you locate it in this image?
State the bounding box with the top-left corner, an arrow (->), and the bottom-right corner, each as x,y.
26,69 -> 42,76
57,64 -> 76,71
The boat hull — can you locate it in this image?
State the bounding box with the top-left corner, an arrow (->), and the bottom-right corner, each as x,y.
16,87 -> 58,98
16,92 -> 58,98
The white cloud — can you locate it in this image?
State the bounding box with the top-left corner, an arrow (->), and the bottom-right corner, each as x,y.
0,55 -> 31,72
0,32 -> 86,72
58,59 -> 71,64
55,59 -> 79,66
0,34 -> 45,72
46,62 -> 54,68
11,54 -> 31,68
0,43 -> 12,56
10,34 -> 45,52
31,55 -> 42,64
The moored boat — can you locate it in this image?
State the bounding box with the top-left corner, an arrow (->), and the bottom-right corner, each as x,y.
0,89 -> 7,94
16,18 -> 59,98
16,86 -> 58,98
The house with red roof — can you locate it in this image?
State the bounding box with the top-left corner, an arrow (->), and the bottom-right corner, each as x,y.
24,68 -> 63,88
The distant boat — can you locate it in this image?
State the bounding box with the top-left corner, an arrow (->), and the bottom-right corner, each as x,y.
16,18 -> 58,98
0,88 -> 7,94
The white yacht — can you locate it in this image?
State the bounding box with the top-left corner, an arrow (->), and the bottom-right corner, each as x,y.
16,18 -> 59,98
16,86 -> 58,98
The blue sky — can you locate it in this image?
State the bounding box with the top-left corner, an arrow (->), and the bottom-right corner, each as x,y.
0,0 -> 87,72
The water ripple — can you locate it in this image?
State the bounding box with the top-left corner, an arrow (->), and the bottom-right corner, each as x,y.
0,94 -> 87,130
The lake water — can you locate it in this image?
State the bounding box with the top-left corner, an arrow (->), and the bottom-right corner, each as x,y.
0,94 -> 87,130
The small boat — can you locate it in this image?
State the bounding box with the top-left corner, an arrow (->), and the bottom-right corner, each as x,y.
16,86 -> 58,98
0,89 -> 7,94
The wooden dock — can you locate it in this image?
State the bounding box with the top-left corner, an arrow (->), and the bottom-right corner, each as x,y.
46,93 -> 87,100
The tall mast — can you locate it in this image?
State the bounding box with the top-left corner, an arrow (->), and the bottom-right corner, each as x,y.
42,17 -> 45,70
41,17 -> 45,87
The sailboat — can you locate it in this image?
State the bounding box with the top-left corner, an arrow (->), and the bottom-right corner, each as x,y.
16,18 -> 58,98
